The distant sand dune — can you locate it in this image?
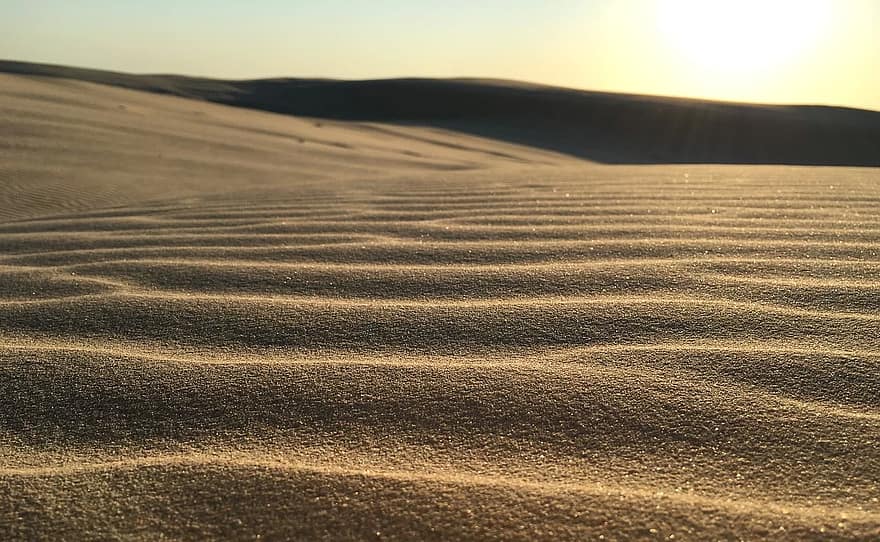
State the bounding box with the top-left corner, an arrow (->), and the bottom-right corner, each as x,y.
1,71 -> 879,540
4,59 -> 880,166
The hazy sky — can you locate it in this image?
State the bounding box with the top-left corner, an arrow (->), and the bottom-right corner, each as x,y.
2,0 -> 878,110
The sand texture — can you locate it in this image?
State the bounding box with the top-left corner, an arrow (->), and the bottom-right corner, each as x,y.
1,72 -> 879,540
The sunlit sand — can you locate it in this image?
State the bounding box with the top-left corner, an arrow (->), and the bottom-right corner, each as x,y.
1,65 -> 879,540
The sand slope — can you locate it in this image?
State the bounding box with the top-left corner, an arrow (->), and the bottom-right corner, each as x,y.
4,59 -> 880,166
1,73 -> 879,540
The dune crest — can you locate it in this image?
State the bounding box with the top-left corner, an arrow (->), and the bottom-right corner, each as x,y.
4,59 -> 880,166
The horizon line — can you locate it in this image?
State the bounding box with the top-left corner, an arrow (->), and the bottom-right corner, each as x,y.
3,57 -> 878,115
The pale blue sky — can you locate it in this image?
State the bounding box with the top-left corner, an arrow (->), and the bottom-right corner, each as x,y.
2,1 -> 878,110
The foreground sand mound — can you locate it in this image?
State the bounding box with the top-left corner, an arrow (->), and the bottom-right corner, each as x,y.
1,73 -> 879,540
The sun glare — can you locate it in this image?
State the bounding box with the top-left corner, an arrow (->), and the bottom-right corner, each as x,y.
656,0 -> 832,76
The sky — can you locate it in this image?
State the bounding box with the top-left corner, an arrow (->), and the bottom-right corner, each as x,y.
2,0 -> 879,111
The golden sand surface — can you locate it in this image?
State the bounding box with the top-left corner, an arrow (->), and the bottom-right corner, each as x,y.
1,73 -> 879,540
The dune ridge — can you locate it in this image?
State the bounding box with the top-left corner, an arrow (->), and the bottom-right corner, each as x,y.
1,71 -> 879,540
3,59 -> 880,166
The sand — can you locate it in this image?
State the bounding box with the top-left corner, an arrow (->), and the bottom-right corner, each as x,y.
4,59 -> 880,167
1,71 -> 879,541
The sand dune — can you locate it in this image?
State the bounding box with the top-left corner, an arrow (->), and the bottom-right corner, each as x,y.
4,59 -> 880,166
1,71 -> 879,540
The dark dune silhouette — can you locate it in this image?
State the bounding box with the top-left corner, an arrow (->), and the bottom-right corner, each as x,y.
2,59 -> 879,166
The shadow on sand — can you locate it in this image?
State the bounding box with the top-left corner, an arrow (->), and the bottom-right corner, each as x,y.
3,60 -> 879,166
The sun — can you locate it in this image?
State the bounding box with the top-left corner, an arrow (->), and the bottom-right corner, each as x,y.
656,0 -> 832,76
